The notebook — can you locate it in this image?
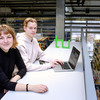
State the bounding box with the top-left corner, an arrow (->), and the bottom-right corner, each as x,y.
53,46 -> 80,72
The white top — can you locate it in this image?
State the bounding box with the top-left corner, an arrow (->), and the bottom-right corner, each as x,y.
16,32 -> 56,71
1,42 -> 86,100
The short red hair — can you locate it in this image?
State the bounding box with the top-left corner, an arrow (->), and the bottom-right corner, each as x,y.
0,24 -> 18,48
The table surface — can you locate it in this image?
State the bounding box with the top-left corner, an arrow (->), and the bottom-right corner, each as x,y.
1,42 -> 86,100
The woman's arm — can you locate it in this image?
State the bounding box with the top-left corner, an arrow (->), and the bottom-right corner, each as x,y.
14,49 -> 48,93
0,67 -> 48,94
15,83 -> 48,93
0,67 -> 17,91
15,48 -> 26,78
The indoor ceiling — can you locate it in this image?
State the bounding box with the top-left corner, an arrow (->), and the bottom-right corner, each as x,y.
0,0 -> 100,18
65,0 -> 100,18
0,0 -> 56,18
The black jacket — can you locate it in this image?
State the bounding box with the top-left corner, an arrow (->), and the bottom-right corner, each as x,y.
0,48 -> 26,92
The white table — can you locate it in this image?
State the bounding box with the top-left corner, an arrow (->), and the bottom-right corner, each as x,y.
1,42 -> 86,100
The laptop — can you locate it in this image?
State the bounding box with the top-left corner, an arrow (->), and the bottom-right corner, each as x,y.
53,46 -> 80,72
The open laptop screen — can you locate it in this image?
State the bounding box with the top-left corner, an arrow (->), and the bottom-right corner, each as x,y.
68,46 -> 80,69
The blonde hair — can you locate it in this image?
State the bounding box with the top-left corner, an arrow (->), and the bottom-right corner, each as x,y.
24,17 -> 37,27
0,24 -> 18,48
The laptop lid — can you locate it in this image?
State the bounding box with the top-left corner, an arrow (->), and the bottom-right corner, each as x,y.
68,46 -> 80,69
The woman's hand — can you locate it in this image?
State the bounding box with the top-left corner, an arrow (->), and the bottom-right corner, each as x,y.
4,89 -> 8,93
10,75 -> 21,82
29,84 -> 48,93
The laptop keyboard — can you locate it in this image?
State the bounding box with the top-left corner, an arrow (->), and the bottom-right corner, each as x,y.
61,62 -> 70,69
